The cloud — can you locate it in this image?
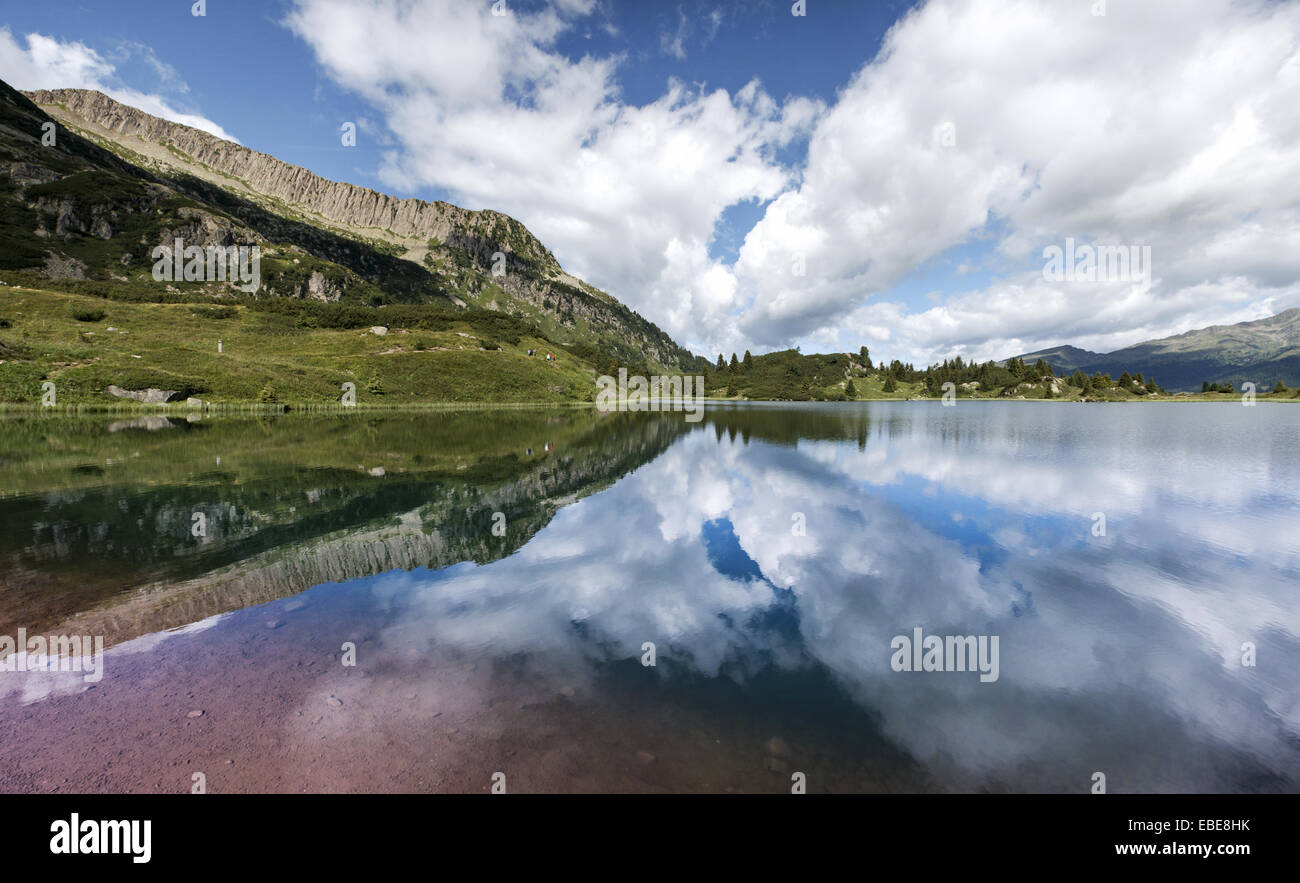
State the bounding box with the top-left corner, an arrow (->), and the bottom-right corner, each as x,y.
289,0 -> 1300,364
660,8 -> 691,60
0,28 -> 238,142
733,0 -> 1300,363
284,0 -> 819,356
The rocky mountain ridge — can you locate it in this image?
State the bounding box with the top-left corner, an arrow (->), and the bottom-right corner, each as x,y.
8,82 -> 694,370
27,88 -> 562,271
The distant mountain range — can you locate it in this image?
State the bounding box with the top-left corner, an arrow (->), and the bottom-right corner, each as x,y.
1006,309 -> 1300,391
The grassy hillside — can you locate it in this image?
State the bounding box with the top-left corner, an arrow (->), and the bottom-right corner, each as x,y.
0,286 -> 600,405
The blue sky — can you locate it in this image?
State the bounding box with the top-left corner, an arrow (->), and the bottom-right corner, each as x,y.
2,0 -> 1298,365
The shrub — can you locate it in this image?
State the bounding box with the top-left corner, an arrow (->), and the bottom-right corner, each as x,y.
72,308 -> 107,322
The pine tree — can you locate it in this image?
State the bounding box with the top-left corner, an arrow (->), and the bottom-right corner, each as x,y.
729,353 -> 740,371
1274,380 -> 1287,394
743,350 -> 753,370
716,354 -> 725,372
845,378 -> 857,397
882,376 -> 897,393
1202,381 -> 1210,393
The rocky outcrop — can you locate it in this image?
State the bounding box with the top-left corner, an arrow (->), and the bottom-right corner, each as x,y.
26,88 -> 562,272
106,385 -> 181,403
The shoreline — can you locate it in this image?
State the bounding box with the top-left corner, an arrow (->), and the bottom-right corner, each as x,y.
0,395 -> 1295,414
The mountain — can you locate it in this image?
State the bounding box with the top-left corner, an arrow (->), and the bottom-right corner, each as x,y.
1,80 -> 692,371
1002,344 -> 1104,372
1007,309 -> 1300,391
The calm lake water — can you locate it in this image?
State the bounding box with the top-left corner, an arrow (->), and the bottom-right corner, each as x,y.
1,402 -> 1297,793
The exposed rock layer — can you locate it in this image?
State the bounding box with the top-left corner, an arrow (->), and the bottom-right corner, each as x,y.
27,88 -> 559,270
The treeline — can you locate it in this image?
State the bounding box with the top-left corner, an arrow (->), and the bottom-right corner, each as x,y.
1202,380 -> 1288,394
695,346 -> 1172,400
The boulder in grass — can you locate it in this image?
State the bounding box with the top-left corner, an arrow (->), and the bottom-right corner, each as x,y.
105,385 -> 181,403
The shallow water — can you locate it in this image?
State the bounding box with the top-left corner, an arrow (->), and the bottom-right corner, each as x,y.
1,403 -> 1297,793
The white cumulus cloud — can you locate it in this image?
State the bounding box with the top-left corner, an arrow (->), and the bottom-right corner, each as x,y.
0,28 -> 239,142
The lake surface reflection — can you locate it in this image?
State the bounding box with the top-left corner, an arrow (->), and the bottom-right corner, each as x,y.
1,403 -> 1297,793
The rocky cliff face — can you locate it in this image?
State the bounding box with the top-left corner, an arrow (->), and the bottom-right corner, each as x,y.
27,88 -> 561,271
